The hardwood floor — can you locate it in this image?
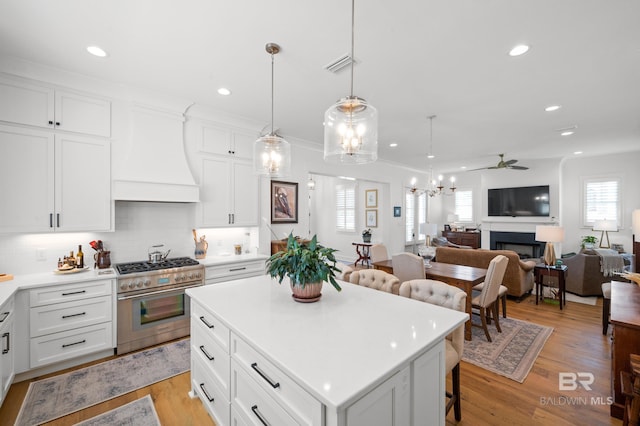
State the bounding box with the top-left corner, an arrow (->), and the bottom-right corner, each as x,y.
0,295 -> 623,426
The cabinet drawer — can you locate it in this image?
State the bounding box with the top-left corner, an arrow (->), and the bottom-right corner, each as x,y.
192,352 -> 230,426
232,333 -> 322,425
192,301 -> 230,353
30,280 -> 113,306
30,322 -> 113,368
30,295 -> 112,337
193,320 -> 230,396
231,359 -> 298,426
206,261 -> 265,281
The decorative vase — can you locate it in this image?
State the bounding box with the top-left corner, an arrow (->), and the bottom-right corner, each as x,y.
363,234 -> 371,243
290,281 -> 323,303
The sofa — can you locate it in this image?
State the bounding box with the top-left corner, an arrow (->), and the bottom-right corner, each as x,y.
561,250 -> 622,296
435,247 -> 536,297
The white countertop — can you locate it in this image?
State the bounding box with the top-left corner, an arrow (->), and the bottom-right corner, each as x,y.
197,253 -> 269,267
187,275 -> 468,410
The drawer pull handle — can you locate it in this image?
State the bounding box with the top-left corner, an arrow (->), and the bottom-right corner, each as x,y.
199,316 -> 214,329
199,345 -> 214,361
0,312 -> 8,323
251,405 -> 270,426
229,267 -> 247,272
251,362 -> 280,389
62,290 -> 86,296
62,312 -> 86,319
2,332 -> 9,355
62,339 -> 86,348
199,383 -> 214,402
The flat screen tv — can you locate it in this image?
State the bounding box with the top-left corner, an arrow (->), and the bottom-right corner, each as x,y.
488,185 -> 550,217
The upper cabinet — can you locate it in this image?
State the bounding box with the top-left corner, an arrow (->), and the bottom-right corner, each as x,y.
200,123 -> 254,159
0,125 -> 111,233
0,74 -> 111,138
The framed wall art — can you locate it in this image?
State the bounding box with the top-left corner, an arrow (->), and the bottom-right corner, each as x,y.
366,209 -> 378,227
393,206 -> 401,217
271,180 -> 298,223
365,189 -> 378,208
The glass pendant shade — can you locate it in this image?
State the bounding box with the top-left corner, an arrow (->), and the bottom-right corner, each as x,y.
253,134 -> 291,177
324,96 -> 378,164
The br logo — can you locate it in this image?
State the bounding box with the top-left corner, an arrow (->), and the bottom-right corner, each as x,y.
559,372 -> 594,391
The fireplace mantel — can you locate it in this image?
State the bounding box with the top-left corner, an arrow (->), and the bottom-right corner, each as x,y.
480,218 -> 559,248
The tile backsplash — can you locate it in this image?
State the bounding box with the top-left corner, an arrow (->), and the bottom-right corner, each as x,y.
0,201 -> 259,276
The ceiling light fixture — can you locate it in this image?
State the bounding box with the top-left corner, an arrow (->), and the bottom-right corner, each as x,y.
253,43 -> 291,177
389,143 -> 398,147
509,44 -> 530,56
324,0 -> 378,164
426,115 -> 436,159
545,105 -> 561,112
561,131 -> 574,136
86,45 -> 107,57
217,88 -> 231,96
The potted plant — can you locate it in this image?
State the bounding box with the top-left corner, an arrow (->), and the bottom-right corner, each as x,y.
266,233 -> 342,302
581,235 -> 598,250
362,228 -> 372,243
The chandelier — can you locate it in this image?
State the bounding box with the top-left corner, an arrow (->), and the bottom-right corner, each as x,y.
253,43 -> 291,177
323,0 -> 378,164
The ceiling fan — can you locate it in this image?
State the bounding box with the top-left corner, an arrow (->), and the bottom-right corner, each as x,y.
473,154 -> 529,171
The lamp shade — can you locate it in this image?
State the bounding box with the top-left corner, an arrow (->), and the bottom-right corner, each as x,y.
535,225 -> 565,243
253,135 -> 291,177
632,209 -> 640,235
420,223 -> 438,236
447,214 -> 459,223
593,219 -> 617,232
324,97 -> 378,164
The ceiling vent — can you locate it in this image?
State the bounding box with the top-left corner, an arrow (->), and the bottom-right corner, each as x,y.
324,54 -> 355,73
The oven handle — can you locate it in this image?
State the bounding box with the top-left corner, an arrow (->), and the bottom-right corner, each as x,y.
117,282 -> 203,301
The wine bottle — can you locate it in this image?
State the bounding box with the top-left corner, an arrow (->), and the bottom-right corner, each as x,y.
77,245 -> 84,269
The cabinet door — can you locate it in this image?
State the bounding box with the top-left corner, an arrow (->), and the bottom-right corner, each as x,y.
201,124 -> 232,156
200,157 -> 233,226
0,311 -> 15,401
232,161 -> 258,226
55,134 -> 111,232
231,131 -> 255,160
0,125 -> 55,232
0,76 -> 54,129
55,90 -> 111,137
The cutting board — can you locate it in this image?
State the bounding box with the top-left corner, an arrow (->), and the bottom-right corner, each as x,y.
0,274 -> 13,282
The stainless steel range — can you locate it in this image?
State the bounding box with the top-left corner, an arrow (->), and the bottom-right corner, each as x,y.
115,257 -> 204,354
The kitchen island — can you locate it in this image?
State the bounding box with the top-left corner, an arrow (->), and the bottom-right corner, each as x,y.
187,275 -> 468,426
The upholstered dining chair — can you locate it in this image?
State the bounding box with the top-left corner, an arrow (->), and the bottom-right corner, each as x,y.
349,269 -> 401,295
472,277 -> 508,319
335,263 -> 354,282
370,244 -> 390,264
399,279 -> 467,421
391,252 -> 426,284
471,254 -> 508,342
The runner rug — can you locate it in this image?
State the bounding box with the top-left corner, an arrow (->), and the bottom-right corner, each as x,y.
15,338 -> 190,425
462,317 -> 553,383
75,395 -> 160,426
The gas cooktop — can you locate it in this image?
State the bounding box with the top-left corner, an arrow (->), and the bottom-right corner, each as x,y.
115,257 -> 200,275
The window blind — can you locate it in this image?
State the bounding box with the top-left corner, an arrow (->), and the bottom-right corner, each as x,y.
455,190 -> 473,223
583,178 -> 620,226
336,183 -> 356,231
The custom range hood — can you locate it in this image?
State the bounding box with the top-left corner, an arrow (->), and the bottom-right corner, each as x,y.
113,103 -> 199,202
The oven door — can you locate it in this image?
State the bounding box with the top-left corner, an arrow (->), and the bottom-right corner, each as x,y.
117,282 -> 202,354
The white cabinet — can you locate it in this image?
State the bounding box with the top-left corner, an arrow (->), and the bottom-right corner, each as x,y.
199,157 -> 258,227
28,279 -> 114,368
0,296 -> 15,406
205,260 -> 265,285
199,122 -> 254,160
0,74 -> 111,137
0,125 -> 111,233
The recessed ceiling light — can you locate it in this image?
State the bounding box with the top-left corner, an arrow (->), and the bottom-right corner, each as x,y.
427,154 -> 435,159
561,131 -> 574,136
509,44 -> 530,57
86,45 -> 107,57
389,143 -> 398,148
217,87 -> 231,96
545,105 -> 561,112
460,166 -> 467,169
574,151 -> 583,155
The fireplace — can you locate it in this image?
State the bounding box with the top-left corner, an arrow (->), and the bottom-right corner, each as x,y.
490,231 -> 545,259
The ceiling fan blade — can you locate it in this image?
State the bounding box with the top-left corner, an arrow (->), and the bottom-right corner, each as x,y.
504,159 -> 518,165
487,166 -> 500,169
467,166 -> 489,171
508,165 -> 529,170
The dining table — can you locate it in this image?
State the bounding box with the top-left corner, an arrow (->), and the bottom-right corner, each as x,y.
372,259 -> 487,341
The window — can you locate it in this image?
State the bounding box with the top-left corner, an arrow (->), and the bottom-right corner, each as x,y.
405,191 -> 427,243
336,182 -> 356,231
583,177 -> 620,227
454,190 -> 473,223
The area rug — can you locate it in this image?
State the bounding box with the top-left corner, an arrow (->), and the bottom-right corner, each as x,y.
15,339 -> 190,426
75,395 -> 160,426
462,317 -> 553,383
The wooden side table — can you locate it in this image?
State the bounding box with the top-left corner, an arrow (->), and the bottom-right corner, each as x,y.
352,242 -> 373,267
534,264 -> 568,310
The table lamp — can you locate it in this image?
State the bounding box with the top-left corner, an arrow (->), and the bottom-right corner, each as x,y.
535,225 -> 565,266
420,223 -> 438,246
592,219 -> 617,248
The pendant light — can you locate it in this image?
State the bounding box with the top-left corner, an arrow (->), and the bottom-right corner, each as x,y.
323,0 -> 378,164
253,43 -> 291,177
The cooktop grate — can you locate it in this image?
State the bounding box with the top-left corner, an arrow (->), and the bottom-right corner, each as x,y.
115,257 -> 200,275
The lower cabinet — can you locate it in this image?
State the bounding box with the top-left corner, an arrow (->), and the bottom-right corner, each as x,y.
0,296 -> 15,406
205,260 -> 265,285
